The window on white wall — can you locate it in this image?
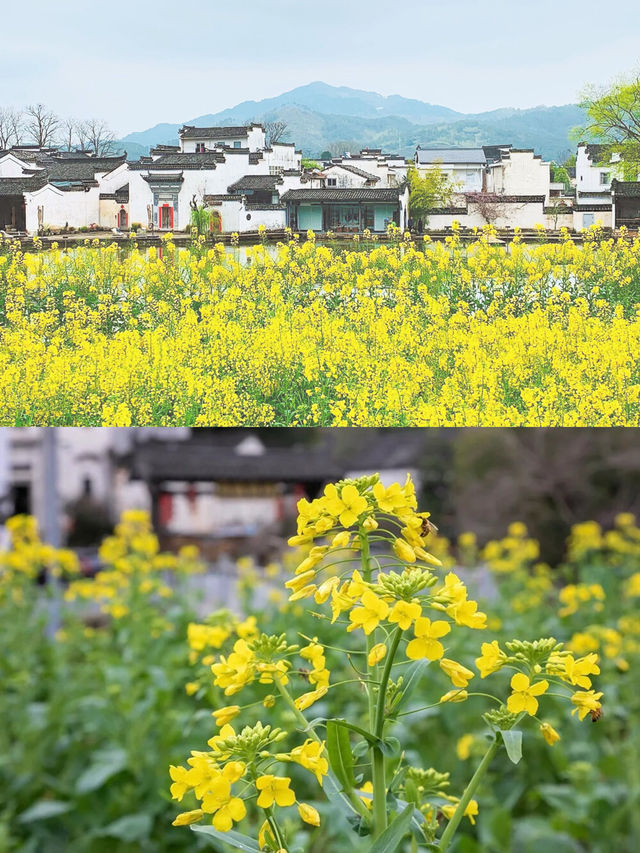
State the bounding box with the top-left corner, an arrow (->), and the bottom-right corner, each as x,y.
327,178 -> 337,187
195,143 -> 205,153
600,172 -> 610,185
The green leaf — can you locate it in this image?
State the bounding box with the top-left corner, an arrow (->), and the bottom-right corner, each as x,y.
191,825 -> 262,851
333,718 -> 378,745
75,747 -> 128,794
404,778 -> 420,807
391,660 -> 429,713
379,737 -> 401,758
326,720 -> 355,791
501,729 -> 523,765
370,803 -> 414,853
97,814 -> 152,842
18,801 -> 72,823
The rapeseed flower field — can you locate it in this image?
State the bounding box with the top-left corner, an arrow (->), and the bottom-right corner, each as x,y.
2,225 -> 640,426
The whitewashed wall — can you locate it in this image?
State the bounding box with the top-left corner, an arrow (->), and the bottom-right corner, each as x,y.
487,152 -> 551,201
544,210 -> 574,230
573,208 -> 612,229
424,200 -> 547,230
180,126 -> 266,153
265,145 -> 301,170
211,199 -> 285,233
416,162 -> 483,191
24,185 -> 101,232
0,153 -> 40,178
575,145 -> 624,196
324,164 -> 372,188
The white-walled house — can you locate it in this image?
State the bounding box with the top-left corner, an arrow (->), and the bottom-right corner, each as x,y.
0,149 -> 126,233
575,143 -> 621,202
323,163 -> 381,188
572,143 -> 621,228
415,147 -> 486,192
486,149 -> 551,202
329,150 -> 408,188
4,428 -> 190,536
179,124 -> 266,153
281,185 -> 409,233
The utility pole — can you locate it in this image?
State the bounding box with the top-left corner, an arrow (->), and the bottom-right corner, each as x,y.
0,428 -> 9,548
41,428 -> 62,637
41,428 -> 60,547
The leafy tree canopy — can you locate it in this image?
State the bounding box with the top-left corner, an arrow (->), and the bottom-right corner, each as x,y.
406,163 -> 457,221
577,71 -> 640,177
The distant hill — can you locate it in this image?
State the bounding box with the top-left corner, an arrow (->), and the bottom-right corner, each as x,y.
117,82 -> 585,163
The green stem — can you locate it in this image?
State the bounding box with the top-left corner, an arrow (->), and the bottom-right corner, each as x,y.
371,746 -> 387,838
264,807 -> 285,849
438,737 -> 501,852
360,529 -> 387,838
274,675 -> 370,822
374,626 -> 403,739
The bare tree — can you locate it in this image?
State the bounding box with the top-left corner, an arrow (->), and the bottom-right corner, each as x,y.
466,192 -> 519,225
265,120 -> 288,146
25,103 -> 60,148
81,118 -> 117,156
61,117 -> 81,152
75,120 -> 90,152
0,107 -> 24,149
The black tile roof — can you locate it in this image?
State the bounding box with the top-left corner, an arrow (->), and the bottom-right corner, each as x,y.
326,163 -> 380,182
44,156 -> 126,182
246,203 -> 285,210
584,143 -> 612,164
227,174 -> 283,192
0,174 -> 48,195
416,147 -> 486,165
611,180 -> 640,198
574,204 -> 613,211
131,152 -> 225,170
482,144 -> 512,164
150,144 -> 180,155
101,184 -> 130,202
142,172 -> 184,184
281,187 -> 402,203
425,206 -> 468,215
179,125 -> 262,139
128,438 -> 343,483
203,194 -> 243,204
465,193 -> 546,204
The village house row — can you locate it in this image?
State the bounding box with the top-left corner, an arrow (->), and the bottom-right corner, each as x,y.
0,123 -> 639,236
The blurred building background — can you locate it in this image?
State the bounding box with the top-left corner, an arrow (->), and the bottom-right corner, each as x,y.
1,427 -> 640,563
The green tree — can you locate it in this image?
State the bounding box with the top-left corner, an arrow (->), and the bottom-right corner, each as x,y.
550,161 -> 571,189
406,162 -> 457,222
577,71 -> 640,178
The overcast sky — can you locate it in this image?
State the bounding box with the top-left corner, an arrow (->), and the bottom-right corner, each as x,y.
2,0 -> 639,137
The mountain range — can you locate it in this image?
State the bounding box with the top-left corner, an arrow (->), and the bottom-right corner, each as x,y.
117,81 -> 585,163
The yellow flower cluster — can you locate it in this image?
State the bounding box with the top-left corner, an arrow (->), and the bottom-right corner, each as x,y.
171,473 -> 605,849
3,232 -> 640,425
64,510 -> 203,624
0,515 -> 78,588
170,721 -> 324,837
476,639 -> 603,724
